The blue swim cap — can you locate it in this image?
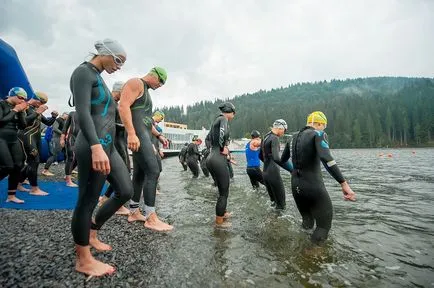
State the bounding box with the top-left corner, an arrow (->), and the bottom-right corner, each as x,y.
8,87 -> 28,99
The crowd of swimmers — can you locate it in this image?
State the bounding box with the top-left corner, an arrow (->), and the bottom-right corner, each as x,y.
0,38 -> 356,278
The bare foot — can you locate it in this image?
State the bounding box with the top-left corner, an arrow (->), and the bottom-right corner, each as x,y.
223,211 -> 232,219
127,210 -> 147,222
41,170 -> 54,176
215,221 -> 232,228
156,189 -> 161,195
144,213 -> 174,232
76,257 -> 115,277
115,206 -> 130,216
22,179 -> 30,185
72,169 -> 78,174
17,184 -> 30,192
30,187 -> 49,196
6,195 -> 24,204
66,181 -> 78,187
89,230 -> 112,252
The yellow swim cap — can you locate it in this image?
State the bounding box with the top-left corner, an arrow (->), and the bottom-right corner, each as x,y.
34,92 -> 48,103
307,111 -> 327,125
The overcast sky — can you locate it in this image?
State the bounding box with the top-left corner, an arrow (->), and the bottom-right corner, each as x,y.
1,0 -> 433,113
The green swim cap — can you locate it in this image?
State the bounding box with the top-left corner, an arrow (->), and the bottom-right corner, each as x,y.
150,67 -> 167,84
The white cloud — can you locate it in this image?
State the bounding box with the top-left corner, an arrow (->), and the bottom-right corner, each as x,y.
1,0 -> 433,113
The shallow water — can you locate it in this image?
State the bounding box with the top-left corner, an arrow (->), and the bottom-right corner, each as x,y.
155,148 -> 434,287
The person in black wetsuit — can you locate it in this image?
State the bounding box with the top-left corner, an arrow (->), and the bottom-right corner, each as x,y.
18,91 -> 58,195
186,137 -> 202,178
245,130 -> 264,189
60,110 -> 79,187
70,38 -> 133,277
0,87 -> 28,204
179,142 -> 188,171
119,67 -> 173,232
206,102 -> 236,228
200,147 -> 210,177
260,119 -> 293,210
287,111 -> 356,243
97,81 -> 131,216
42,112 -> 68,176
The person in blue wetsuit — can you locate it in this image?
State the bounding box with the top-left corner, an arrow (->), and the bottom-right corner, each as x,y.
0,87 -> 28,204
245,130 -> 264,189
119,67 -> 173,232
287,111 -> 356,243
206,102 -> 236,228
260,119 -> 293,210
70,39 -> 133,277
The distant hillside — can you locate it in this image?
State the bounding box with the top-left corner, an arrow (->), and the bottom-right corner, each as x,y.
158,77 -> 434,148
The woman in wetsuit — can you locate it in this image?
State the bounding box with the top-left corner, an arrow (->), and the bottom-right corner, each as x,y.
288,111 -> 356,243
0,87 -> 28,203
206,102 -> 236,228
60,110 -> 79,187
70,39 -> 133,277
186,138 -> 202,178
119,67 -> 173,232
18,92 -> 58,195
260,119 -> 293,210
245,130 -> 264,189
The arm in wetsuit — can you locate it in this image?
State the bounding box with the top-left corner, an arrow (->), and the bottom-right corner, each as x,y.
269,134 -> 293,173
52,119 -> 63,136
70,65 -> 100,146
0,102 -> 18,125
41,114 -> 56,126
315,131 -> 345,183
62,114 -> 72,135
280,141 -> 294,173
17,111 -> 27,130
218,116 -> 228,152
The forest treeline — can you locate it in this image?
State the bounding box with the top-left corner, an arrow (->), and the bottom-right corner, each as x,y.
158,77 -> 434,148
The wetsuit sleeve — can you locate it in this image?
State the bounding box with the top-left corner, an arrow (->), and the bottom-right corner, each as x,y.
271,136 -> 293,172
205,133 -> 211,149
71,66 -> 100,146
315,132 -> 345,183
62,115 -> 72,134
0,103 -> 17,125
24,109 -> 38,123
41,115 -> 56,126
259,147 -> 264,162
218,117 -> 228,151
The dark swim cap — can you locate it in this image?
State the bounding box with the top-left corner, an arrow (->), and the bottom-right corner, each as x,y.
218,102 -> 236,114
251,130 -> 260,138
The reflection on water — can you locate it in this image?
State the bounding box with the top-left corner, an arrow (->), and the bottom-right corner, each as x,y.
156,148 -> 434,287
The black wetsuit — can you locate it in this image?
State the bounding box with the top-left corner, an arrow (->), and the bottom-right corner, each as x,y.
18,106 -> 56,186
186,142 -> 201,178
70,62 -> 133,246
206,114 -> 231,217
44,117 -> 65,169
104,106 -> 131,198
200,148 -> 210,177
260,131 -> 293,210
63,111 -> 79,176
179,146 -> 188,171
128,80 -> 160,215
0,100 -> 27,193
289,126 -> 345,243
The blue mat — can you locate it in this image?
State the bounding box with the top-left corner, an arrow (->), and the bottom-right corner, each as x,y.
0,180 -> 79,210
